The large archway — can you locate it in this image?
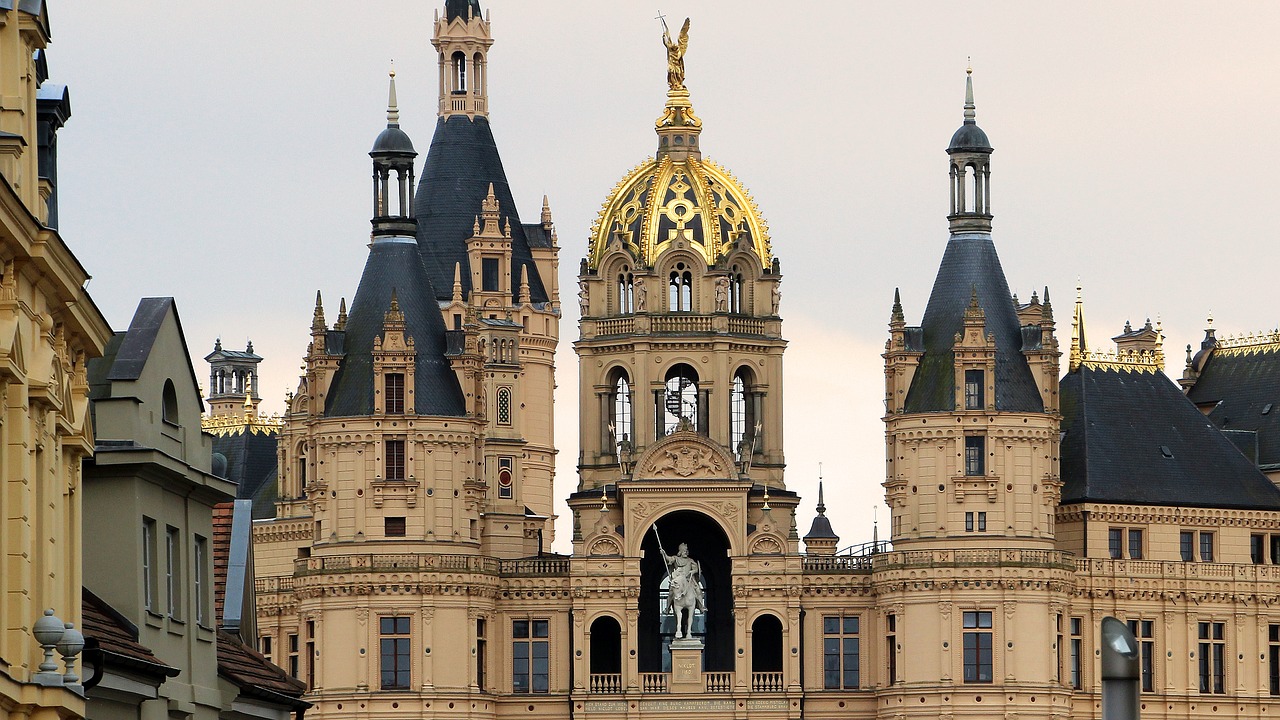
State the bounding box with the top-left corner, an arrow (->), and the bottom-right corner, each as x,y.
639,510 -> 733,673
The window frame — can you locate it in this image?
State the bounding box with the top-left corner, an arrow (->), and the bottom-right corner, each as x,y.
512,618 -> 551,694
963,369 -> 984,410
385,438 -> 406,481
194,535 -> 208,626
380,616 -> 412,690
165,526 -> 181,620
1198,621 -> 1226,694
964,435 -> 985,477
821,615 -> 860,690
385,373 -> 405,415
962,611 -> 993,684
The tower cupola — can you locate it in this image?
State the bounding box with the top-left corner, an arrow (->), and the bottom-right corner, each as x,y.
947,66 -> 993,234
370,67 -> 418,238
433,0 -> 492,119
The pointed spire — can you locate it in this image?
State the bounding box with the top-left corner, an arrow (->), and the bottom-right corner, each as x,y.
890,287 -> 904,324
1040,286 -> 1053,322
963,284 -> 984,320
452,262 -> 464,303
963,61 -> 976,124
518,264 -> 531,304
815,480 -> 827,516
1070,283 -> 1086,371
541,195 -> 553,227
387,62 -> 400,126
311,291 -> 326,333
335,298 -> 348,331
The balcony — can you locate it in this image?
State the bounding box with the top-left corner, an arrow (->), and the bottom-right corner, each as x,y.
1077,557 -> 1280,581
651,315 -> 712,334
585,671 -> 788,695
641,673 -> 669,693
751,672 -> 784,692
589,674 -> 623,694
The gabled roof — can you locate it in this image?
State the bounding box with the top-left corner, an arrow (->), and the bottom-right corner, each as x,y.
81,587 -> 179,679
324,237 -> 465,417
217,631 -> 308,709
1060,364 -> 1280,509
903,233 -> 1044,413
1186,342 -> 1280,470
95,298 -> 205,409
413,116 -> 548,304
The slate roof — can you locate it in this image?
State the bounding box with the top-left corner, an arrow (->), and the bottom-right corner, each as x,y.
445,0 -> 482,21
903,232 -> 1044,413
81,588 -> 179,679
217,631 -> 309,709
325,236 -> 466,417
413,115 -> 548,304
1186,344 -> 1280,471
1060,364 -> 1280,509
212,430 -> 279,519
90,298 -> 205,410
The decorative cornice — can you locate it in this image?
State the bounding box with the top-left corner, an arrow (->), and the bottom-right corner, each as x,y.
201,413 -> 284,437
1077,348 -> 1164,373
1214,329 -> 1280,355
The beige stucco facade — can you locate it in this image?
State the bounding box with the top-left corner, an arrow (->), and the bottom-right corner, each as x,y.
0,5 -> 112,720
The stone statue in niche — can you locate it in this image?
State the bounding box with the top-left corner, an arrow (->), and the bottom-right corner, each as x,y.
634,277 -> 647,312
714,275 -> 729,312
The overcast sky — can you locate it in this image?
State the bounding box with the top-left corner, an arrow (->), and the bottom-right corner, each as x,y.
50,1 -> 1280,552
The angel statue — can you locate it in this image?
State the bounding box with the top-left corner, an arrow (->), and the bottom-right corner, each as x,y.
662,17 -> 691,92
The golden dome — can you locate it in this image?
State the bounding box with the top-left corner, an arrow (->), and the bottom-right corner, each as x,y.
587,19 -> 771,271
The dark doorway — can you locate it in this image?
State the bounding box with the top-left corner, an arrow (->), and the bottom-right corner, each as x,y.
751,614 -> 784,672
639,510 -> 732,672
589,616 -> 622,674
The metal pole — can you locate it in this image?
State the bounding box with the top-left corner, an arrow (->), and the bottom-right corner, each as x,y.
1100,616 -> 1140,720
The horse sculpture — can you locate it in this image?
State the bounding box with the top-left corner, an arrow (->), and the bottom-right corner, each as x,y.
657,537 -> 706,640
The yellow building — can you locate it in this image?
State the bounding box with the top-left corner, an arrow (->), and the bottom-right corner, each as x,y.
249,4 -> 1280,720
0,3 -> 112,719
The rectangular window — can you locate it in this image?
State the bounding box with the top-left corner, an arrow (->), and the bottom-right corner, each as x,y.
1069,617 -> 1083,690
978,512 -> 986,531
962,611 -> 993,684
143,518 -> 157,612
1271,535 -> 1280,564
288,633 -> 299,678
165,527 -> 181,619
306,621 -> 316,690
967,512 -> 986,532
965,512 -> 974,532
964,435 -> 985,476
1181,531 -> 1195,562
482,258 -> 500,292
1126,619 -> 1155,692
822,616 -> 860,689
194,535 -> 208,626
1128,529 -> 1144,560
886,614 -> 897,685
385,517 -> 406,537
497,456 -> 514,500
513,619 -> 550,693
1055,615 -> 1064,685
1254,535 -> 1266,564
1109,528 -> 1123,559
453,313 -> 463,330
261,635 -> 273,662
1269,624 -> 1279,696
477,618 -> 487,690
380,616 -> 411,689
385,373 -> 405,414
964,369 -> 985,410
1200,532 -> 1215,563
1198,621 -> 1225,694
385,439 -> 406,481
298,457 -> 307,492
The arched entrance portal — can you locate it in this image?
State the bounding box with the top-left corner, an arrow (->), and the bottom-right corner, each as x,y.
639,510 -> 732,673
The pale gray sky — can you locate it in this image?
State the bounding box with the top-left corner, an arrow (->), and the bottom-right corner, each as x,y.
52,2 -> 1280,552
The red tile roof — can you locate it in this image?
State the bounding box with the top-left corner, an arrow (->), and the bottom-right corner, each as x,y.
81,588 -> 179,678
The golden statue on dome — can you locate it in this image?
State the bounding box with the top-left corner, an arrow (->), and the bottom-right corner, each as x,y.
662,16 -> 690,92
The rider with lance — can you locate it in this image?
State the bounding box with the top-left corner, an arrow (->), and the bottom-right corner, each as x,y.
653,523 -> 706,639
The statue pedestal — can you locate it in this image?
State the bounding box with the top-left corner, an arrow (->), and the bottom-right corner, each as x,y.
669,638 -> 704,693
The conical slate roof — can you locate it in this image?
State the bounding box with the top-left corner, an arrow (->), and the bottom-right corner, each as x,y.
413,116 -> 548,303
903,233 -> 1044,413
325,237 -> 465,417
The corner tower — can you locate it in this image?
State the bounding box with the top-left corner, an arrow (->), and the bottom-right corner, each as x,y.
884,70 -> 1061,552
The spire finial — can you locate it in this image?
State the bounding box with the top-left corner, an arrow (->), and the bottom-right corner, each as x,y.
335,298 -> 348,331
890,287 -> 904,324
1070,283 -> 1086,371
312,291 -> 326,333
963,61 -> 976,124
387,62 -> 400,127
815,479 -> 827,516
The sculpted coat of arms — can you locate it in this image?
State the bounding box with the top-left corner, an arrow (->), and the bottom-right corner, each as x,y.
652,443 -> 722,478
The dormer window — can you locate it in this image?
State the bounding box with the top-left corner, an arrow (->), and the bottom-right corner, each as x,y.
964,370 -> 984,410
385,373 -> 405,414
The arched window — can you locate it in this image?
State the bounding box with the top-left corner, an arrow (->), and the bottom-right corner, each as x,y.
452,52 -> 467,92
729,367 -> 756,453
162,379 -> 179,425
965,163 -> 978,213
497,387 -> 512,425
729,265 -> 744,313
662,364 -> 699,435
751,614 -> 784,680
472,52 -> 484,94
668,263 -> 693,312
589,616 -> 622,680
613,374 -> 632,444
617,268 -> 634,315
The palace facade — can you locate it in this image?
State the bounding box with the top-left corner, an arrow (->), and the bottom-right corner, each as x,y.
246,4 -> 1280,720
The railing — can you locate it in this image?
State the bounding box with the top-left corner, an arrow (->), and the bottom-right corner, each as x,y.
705,672 -> 733,693
728,316 -> 765,335
295,553 -> 502,575
253,575 -> 295,593
803,555 -> 874,573
651,315 -> 712,334
589,674 -> 623,694
877,548 -> 1074,570
595,317 -> 635,336
1077,558 -> 1280,581
641,673 -> 669,693
500,557 -> 571,576
751,672 -> 784,692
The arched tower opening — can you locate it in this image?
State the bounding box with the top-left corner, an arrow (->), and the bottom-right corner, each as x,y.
589,615 -> 623,677
750,613 -> 784,674
639,510 -> 732,673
